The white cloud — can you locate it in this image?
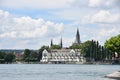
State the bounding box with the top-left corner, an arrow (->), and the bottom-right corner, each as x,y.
81,10 -> 120,24
0,10 -> 64,39
0,10 -> 9,18
0,31 -> 17,38
75,25 -> 120,46
91,10 -> 120,23
93,26 -> 120,45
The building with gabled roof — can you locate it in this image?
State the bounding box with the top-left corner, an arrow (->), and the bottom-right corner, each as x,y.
41,49 -> 85,64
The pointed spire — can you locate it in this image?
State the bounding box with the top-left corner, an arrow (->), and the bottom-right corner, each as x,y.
75,28 -> 81,44
60,36 -> 63,48
51,39 -> 53,47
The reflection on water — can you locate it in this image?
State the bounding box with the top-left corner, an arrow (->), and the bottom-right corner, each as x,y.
0,64 -> 119,80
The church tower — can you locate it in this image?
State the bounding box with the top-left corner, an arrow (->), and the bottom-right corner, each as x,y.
74,28 -> 81,45
60,37 -> 63,48
50,39 -> 53,47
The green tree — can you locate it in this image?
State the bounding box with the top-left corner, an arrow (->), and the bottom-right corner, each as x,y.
0,51 -> 6,63
98,45 -> 102,61
104,34 -> 120,55
80,40 -> 108,62
23,49 -> 31,63
69,44 -> 81,49
38,45 -> 49,61
51,45 -> 61,49
4,53 -> 15,63
96,41 -> 99,60
80,40 -> 92,60
29,51 -> 39,61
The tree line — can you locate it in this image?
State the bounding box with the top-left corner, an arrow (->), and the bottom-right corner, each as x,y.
80,40 -> 114,62
67,34 -> 120,63
0,52 -> 15,63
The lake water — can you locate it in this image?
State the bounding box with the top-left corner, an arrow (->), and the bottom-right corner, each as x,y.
0,64 -> 119,80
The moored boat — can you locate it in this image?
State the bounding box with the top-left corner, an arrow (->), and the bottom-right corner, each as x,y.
105,71 -> 120,79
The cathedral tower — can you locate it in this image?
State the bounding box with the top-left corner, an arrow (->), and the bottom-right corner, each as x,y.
74,28 -> 81,45
50,39 -> 53,47
60,37 -> 63,48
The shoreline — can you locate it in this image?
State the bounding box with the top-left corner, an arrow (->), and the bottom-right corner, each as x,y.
1,61 -> 119,65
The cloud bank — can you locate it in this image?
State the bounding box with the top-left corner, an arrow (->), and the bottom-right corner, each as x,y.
0,0 -> 120,49
0,10 -> 64,39
0,10 -> 64,49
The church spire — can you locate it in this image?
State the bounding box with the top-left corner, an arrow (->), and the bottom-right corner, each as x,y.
74,28 -> 81,45
60,37 -> 63,48
51,39 -> 53,47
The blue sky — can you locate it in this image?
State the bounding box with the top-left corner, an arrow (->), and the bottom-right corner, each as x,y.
0,0 -> 120,49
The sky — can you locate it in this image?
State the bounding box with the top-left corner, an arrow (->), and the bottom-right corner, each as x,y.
0,0 -> 120,49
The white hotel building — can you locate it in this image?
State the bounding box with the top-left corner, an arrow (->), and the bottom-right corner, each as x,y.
41,49 -> 85,64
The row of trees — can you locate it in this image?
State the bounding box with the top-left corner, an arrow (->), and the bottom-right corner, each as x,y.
0,45 -> 60,64
69,34 -> 120,63
69,40 -> 113,62
23,49 -> 39,63
0,51 -> 15,64
80,40 -> 113,62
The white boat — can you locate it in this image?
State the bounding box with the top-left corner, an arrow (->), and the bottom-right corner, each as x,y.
105,71 -> 120,79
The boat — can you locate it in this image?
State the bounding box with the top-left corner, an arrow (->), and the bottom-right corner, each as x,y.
105,71 -> 120,79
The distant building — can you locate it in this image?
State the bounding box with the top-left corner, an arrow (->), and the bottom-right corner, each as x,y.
15,52 -> 24,59
41,28 -> 85,64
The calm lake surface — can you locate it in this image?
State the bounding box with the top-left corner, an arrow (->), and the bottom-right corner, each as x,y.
0,64 -> 119,80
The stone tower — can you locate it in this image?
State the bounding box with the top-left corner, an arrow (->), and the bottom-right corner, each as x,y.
74,28 -> 81,45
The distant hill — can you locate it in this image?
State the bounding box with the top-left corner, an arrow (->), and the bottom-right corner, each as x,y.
0,49 -> 24,53
0,49 -> 38,53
